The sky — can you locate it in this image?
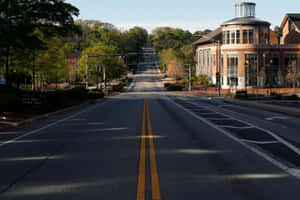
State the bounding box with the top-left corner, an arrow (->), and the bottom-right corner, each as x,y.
66,0 -> 300,33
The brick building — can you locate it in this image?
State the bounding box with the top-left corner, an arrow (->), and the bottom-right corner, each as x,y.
193,2 -> 300,89
66,52 -> 81,81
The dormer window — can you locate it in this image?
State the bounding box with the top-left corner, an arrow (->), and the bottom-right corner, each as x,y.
235,2 -> 256,18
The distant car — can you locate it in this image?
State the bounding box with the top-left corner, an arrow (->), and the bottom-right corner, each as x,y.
0,77 -> 6,85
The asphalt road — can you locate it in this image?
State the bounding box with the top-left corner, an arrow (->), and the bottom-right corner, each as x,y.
1,58 -> 300,199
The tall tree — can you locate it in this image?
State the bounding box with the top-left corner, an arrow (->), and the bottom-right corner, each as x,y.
152,27 -> 192,53
125,27 -> 148,52
0,0 -> 79,85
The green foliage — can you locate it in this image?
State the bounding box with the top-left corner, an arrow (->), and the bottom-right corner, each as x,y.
124,27 -> 148,52
196,75 -> 209,87
111,78 -> 132,92
159,49 -> 178,64
88,90 -> 105,99
166,84 -> 184,91
273,26 -> 283,37
152,28 -> 193,53
0,0 -> 79,84
112,84 -> 124,92
192,29 -> 212,41
36,35 -> 69,83
77,43 -> 127,84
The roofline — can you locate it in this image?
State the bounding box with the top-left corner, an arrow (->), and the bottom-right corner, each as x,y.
280,14 -> 289,29
235,2 -> 256,6
192,28 -> 222,46
280,14 -> 300,29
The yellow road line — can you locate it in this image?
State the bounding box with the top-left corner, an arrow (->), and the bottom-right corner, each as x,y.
136,99 -> 146,200
146,99 -> 162,200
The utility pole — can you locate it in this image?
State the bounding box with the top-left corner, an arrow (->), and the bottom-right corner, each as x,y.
188,64 -> 192,91
96,64 -> 100,89
217,40 -> 221,97
86,55 -> 89,89
101,56 -> 106,92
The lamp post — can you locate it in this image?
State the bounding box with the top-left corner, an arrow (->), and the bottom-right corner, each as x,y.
245,60 -> 249,95
270,58 -> 273,95
86,55 -> 89,89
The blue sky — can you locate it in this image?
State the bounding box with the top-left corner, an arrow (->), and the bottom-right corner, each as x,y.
67,0 -> 300,33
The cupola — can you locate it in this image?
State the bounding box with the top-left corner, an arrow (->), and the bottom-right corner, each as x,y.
235,2 -> 256,18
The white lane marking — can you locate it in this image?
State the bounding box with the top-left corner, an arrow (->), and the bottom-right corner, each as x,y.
265,116 -> 290,121
181,98 -> 300,156
168,97 -> 300,179
240,139 -> 280,144
219,126 -> 253,129
0,101 -> 107,148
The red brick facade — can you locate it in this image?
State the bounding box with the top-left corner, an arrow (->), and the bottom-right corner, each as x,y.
194,3 -> 300,89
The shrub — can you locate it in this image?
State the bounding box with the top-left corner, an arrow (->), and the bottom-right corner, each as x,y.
164,83 -> 171,88
197,74 -> 209,87
112,84 -> 124,92
88,91 -> 105,99
167,84 -> 184,91
66,87 -> 88,99
0,85 -> 23,111
282,94 -> 299,100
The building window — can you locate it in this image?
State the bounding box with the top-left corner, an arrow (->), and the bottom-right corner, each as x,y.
227,55 -> 238,87
285,54 -> 297,73
243,29 -> 255,44
259,29 -> 269,44
265,54 -> 280,87
207,50 -> 211,76
231,30 -> 235,44
236,30 -> 240,44
198,48 -> 212,77
223,30 -> 241,44
264,31 -> 269,44
226,31 -> 230,44
245,54 -> 258,87
284,54 -> 297,87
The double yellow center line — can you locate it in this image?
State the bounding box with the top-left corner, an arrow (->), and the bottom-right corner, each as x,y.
137,99 -> 162,200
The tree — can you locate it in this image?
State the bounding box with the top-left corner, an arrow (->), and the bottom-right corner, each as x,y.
152,28 -> 193,53
72,20 -> 117,51
86,28 -> 126,53
125,27 -> 148,52
36,36 -> 69,88
0,0 -> 79,85
273,26 -> 283,37
77,43 -> 126,84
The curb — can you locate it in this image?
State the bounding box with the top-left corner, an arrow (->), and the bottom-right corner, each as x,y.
0,98 -> 105,132
221,98 -> 300,117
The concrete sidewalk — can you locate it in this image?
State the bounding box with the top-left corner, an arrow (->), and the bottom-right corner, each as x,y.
220,97 -> 300,117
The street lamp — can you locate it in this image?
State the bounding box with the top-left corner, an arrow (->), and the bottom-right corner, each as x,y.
245,60 -> 249,95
